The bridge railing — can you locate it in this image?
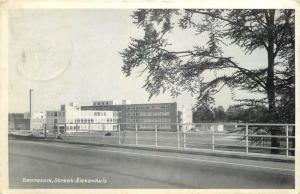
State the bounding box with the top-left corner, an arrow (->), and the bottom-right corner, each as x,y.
9,122 -> 295,159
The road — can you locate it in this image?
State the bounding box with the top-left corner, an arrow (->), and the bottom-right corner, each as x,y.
9,139 -> 294,189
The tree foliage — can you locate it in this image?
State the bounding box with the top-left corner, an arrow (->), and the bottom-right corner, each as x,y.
193,105 -> 215,123
226,105 -> 269,123
121,9 -> 295,123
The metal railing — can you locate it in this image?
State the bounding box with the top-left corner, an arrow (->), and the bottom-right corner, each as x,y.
9,122 -> 295,159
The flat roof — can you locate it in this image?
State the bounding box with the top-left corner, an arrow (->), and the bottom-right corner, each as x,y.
82,102 -> 177,107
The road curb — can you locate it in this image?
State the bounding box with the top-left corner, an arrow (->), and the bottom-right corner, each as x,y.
9,136 -> 294,163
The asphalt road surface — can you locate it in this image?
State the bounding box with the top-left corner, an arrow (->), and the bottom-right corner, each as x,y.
9,139 -> 295,189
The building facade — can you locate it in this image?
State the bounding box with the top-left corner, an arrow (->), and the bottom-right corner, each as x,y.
8,112 -> 46,131
8,113 -> 30,130
27,112 -> 46,131
81,101 -> 179,131
46,102 -> 121,133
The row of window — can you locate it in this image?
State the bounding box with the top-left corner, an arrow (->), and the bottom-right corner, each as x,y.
73,118 -> 119,123
125,124 -> 172,129
65,125 -> 118,130
126,118 -> 172,123
93,102 -> 111,106
126,105 -> 171,110
47,111 -> 65,117
94,112 -> 107,116
93,112 -> 120,117
126,112 -> 170,117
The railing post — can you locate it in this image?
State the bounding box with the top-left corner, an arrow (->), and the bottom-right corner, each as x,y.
135,123 -> 138,145
286,125 -> 289,158
212,125 -> 215,151
88,123 -> 91,142
155,124 -> 158,147
182,124 -> 187,149
102,123 -> 105,138
246,124 -> 249,154
44,124 -> 47,138
183,129 -> 186,149
177,123 -> 180,148
118,124 -> 121,144
64,123 -> 67,138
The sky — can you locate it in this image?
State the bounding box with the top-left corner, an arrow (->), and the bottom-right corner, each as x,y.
8,9 -> 267,113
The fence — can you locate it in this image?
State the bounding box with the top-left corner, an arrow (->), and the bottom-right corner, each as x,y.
9,122 -> 295,159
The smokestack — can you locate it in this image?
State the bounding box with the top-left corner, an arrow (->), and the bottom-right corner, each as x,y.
29,89 -> 33,118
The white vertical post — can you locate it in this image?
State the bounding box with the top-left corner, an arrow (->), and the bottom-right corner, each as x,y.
64,123 -> 67,138
44,124 -> 47,138
286,125 -> 289,158
103,123 -> 106,137
118,124 -> 121,144
183,129 -> 186,149
246,124 -> 249,154
212,125 -> 215,151
135,123 -> 138,145
155,124 -> 158,147
88,123 -> 90,143
177,123 -> 180,148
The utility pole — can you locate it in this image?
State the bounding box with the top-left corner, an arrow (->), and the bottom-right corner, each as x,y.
29,89 -> 33,118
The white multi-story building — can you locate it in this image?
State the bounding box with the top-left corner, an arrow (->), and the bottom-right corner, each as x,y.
30,112 -> 46,131
46,102 -> 121,133
22,112 -> 46,131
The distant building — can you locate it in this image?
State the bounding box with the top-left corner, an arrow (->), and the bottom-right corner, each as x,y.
9,112 -> 46,131
92,100 -> 132,106
8,113 -> 30,130
26,112 -> 46,131
181,106 -> 193,131
46,102 -> 121,132
81,101 -> 179,131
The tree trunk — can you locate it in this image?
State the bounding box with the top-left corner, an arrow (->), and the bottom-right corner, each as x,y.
265,10 -> 280,154
267,51 -> 280,154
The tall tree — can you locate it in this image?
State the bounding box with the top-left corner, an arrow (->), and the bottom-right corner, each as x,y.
121,9 -> 295,153
213,106 -> 226,122
193,105 -> 215,123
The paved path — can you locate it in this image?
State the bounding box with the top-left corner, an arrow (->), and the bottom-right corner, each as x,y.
9,139 -> 295,189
